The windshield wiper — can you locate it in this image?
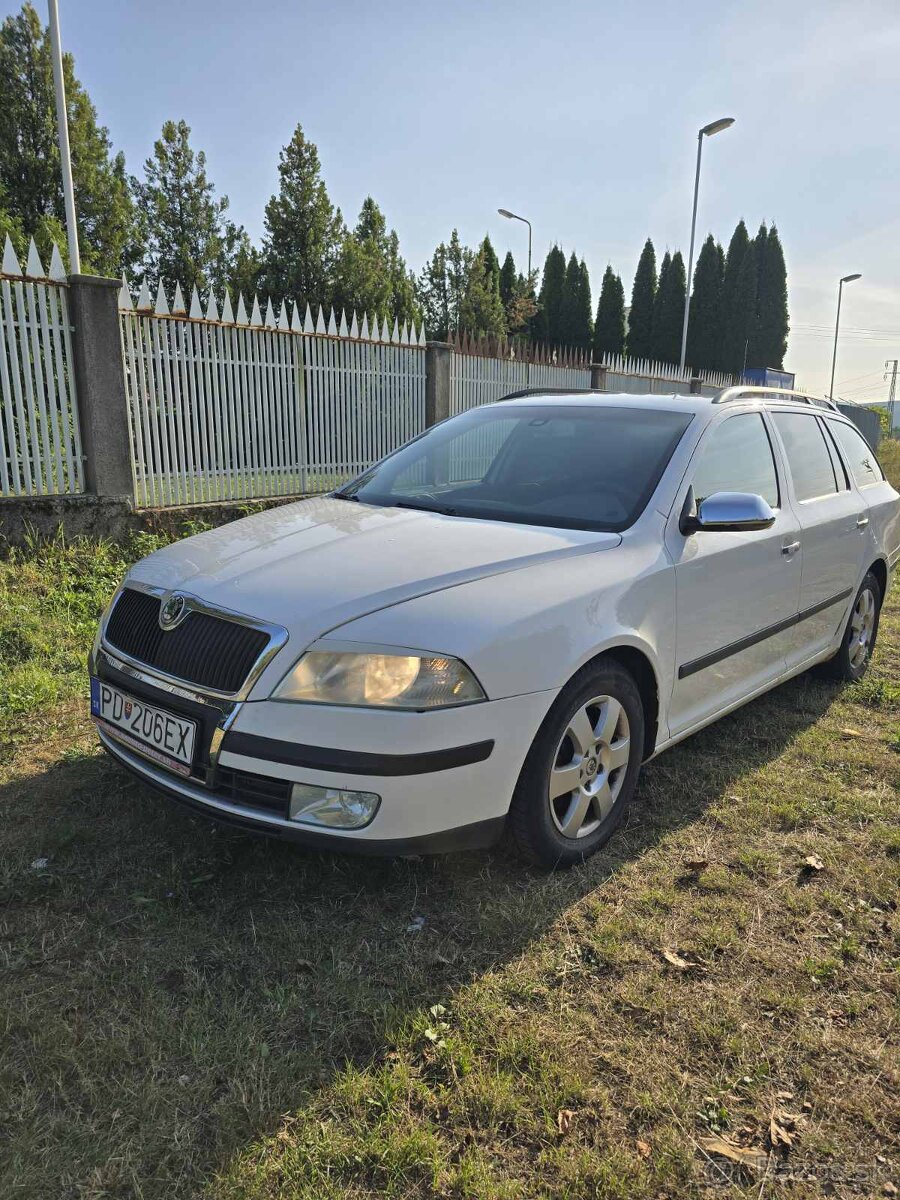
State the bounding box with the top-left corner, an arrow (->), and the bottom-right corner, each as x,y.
332,490 -> 360,502
392,499 -> 458,516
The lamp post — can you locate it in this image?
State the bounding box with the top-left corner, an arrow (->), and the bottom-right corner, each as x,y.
678,117 -> 735,373
47,0 -> 80,273
498,208 -> 532,281
829,273 -> 862,399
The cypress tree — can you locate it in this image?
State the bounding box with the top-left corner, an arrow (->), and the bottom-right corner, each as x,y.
651,251 -> 685,363
499,250 -> 516,312
657,249 -> 691,362
755,225 -> 789,368
559,252 -> 593,349
721,236 -> 758,373
717,220 -> 750,371
686,234 -> 724,372
535,244 -> 566,343
627,238 -> 656,360
592,266 -> 626,359
577,259 -> 594,351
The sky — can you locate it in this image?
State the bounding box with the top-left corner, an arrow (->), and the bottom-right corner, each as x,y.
13,0 -> 900,405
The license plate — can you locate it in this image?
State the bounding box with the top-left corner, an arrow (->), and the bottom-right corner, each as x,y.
90,678 -> 197,776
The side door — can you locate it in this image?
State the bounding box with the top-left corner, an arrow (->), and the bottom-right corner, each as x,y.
665,410 -> 802,737
825,417 -> 900,576
769,410 -> 868,666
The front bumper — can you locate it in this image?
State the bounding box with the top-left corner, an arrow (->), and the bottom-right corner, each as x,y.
91,645 -> 555,855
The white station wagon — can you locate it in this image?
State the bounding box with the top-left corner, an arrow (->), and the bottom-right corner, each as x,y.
90,387 -> 900,866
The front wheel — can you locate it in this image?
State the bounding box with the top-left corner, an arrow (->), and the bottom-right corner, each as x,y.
821,571 -> 882,682
508,661 -> 645,868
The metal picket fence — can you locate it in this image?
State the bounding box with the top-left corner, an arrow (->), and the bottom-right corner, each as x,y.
0,236 -> 83,496
120,280 -> 426,508
449,353 -> 592,414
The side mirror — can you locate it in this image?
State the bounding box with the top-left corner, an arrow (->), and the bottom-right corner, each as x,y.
680,488 -> 776,534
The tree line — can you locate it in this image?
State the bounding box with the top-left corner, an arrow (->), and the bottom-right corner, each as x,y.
0,3 -> 788,374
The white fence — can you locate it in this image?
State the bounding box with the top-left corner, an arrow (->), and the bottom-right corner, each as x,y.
120,280 -> 426,508
603,354 -> 736,397
449,353 -> 592,414
0,236 -> 83,497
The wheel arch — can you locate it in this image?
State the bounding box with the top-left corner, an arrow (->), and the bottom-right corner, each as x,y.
867,556 -> 888,600
576,643 -> 661,761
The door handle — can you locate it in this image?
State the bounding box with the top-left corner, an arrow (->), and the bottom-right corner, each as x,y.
781,541 -> 801,556
856,516 -> 869,529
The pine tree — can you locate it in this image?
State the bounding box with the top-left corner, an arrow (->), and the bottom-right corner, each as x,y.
651,250 -> 686,364
135,119 -> 243,295
499,251 -> 516,312
686,234 -> 724,372
459,240 -> 506,337
535,245 -> 566,342
261,123 -> 344,310
332,197 -> 419,326
721,236 -> 758,373
592,266 -> 626,359
754,225 -> 789,368
0,3 -> 138,274
717,220 -> 750,371
627,238 -> 656,359
417,230 -> 476,339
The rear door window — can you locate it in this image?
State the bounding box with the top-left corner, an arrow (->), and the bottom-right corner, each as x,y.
826,420 -> 885,488
772,412 -> 838,502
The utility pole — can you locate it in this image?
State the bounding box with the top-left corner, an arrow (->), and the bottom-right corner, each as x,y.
47,0 -> 80,273
885,359 -> 898,435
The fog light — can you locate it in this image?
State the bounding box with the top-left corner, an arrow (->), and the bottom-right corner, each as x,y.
289,782 -> 381,829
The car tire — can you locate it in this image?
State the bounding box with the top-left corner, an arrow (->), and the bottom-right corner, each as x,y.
507,660 -> 645,868
820,571 -> 882,682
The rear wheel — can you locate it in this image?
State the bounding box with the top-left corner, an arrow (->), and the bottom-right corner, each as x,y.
508,661 -> 645,868
821,571 -> 882,682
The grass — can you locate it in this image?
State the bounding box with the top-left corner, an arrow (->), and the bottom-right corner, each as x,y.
1,439 -> 899,1199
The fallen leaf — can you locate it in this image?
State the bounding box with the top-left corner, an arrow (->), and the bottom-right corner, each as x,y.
882,1184 -> 897,1197
30,857 -> 49,871
839,727 -> 864,738
662,947 -> 698,971
769,1115 -> 793,1149
699,1134 -> 766,1169
683,859 -> 709,872
802,854 -> 825,872
636,1138 -> 651,1158
557,1108 -> 575,1135
406,916 -> 426,933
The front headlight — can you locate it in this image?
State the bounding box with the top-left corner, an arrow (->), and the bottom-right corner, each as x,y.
273,648 -> 486,708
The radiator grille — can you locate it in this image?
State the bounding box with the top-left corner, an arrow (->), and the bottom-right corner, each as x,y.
104,588 -> 270,693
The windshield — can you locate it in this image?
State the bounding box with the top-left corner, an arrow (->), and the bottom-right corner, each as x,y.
337,404 -> 693,532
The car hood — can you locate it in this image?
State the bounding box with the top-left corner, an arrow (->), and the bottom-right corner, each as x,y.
128,495 -> 621,651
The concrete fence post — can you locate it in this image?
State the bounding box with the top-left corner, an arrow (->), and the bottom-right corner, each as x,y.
425,341 -> 452,427
589,363 -> 608,391
67,274 -> 134,502
689,376 -> 703,395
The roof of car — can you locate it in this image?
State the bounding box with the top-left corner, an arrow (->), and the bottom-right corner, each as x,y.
493,386 -> 846,419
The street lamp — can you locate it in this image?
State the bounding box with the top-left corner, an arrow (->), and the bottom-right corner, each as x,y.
47,0 -> 80,272
678,117 -> 735,372
498,208 -> 532,281
829,273 -> 862,399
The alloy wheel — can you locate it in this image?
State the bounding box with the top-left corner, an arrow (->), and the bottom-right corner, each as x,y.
548,694 -> 630,839
849,586 -> 876,669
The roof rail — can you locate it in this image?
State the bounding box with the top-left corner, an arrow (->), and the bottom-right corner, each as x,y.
499,387 -> 603,401
714,385 -> 839,412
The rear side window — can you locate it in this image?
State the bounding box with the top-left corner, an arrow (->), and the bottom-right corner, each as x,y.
827,420 -> 885,488
691,413 -> 779,508
773,412 -> 838,501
